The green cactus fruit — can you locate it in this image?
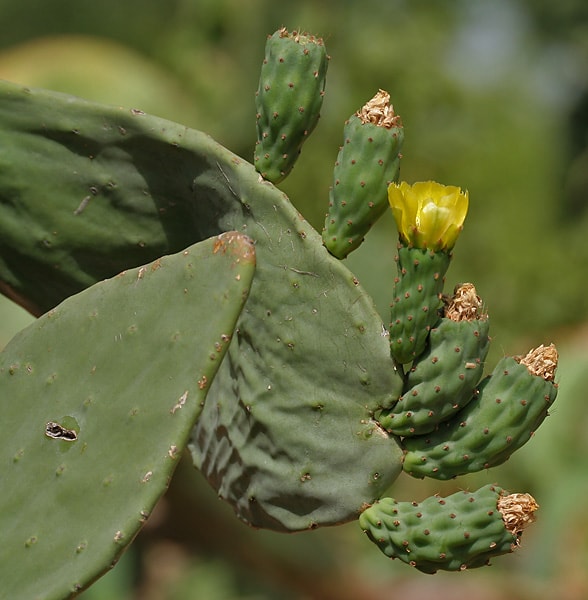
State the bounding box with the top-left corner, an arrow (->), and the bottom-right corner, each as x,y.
379,283 -> 490,436
0,80 -> 404,532
389,245 -> 451,365
359,483 -> 538,573
0,232 -> 255,600
322,89 -> 404,259
403,344 -> 559,479
254,27 -> 328,183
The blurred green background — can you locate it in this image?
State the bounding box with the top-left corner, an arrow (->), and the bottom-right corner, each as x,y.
1,0 -> 588,598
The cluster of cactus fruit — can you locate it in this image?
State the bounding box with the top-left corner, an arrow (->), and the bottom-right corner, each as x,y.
0,26 -> 559,598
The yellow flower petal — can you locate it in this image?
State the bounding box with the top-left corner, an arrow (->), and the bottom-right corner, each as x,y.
388,181 -> 468,251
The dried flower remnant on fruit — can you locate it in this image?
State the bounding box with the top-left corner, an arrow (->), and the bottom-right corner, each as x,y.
445,283 -> 487,322
517,343 -> 558,381
497,492 -> 539,539
278,26 -> 324,47
356,89 -> 402,129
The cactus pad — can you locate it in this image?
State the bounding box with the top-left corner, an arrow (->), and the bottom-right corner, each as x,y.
0,80 -> 404,533
359,484 -> 538,573
403,344 -> 559,479
254,27 -> 328,183
190,211 -> 405,531
323,90 -> 404,259
0,232 -> 255,599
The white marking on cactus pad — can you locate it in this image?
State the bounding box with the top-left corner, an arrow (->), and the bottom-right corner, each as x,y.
170,390 -> 189,414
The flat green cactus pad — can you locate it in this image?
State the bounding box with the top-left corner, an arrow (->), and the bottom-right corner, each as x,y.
0,81 -> 404,533
0,232 -> 255,600
190,226 -> 404,530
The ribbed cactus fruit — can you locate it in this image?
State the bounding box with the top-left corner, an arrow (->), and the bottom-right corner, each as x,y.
379,283 -> 490,436
388,246 -> 450,365
387,182 -> 469,365
254,27 -> 328,183
359,484 -> 538,573
322,90 -> 404,259
0,232 -> 255,600
403,344 -> 559,479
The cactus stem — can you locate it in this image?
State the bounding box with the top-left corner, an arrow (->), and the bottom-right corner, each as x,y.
497,492 -> 539,539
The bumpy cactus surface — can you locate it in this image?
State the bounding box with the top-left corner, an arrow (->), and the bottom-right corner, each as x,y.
323,89 -> 404,258
379,283 -> 490,436
388,181 -> 469,364
254,27 -> 328,183
403,344 -> 558,479
0,27 -> 560,597
0,77 -> 404,535
359,484 -> 538,573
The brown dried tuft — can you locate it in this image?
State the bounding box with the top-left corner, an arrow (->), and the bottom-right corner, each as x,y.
516,343 -> 558,381
356,89 -> 402,128
497,492 -> 539,540
278,26 -> 324,46
444,283 -> 486,322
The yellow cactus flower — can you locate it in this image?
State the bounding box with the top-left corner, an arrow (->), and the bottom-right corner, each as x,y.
388,181 -> 469,251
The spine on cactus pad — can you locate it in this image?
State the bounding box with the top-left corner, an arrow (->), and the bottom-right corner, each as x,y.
254,27 -> 328,183
402,344 -> 559,480
359,483 -> 538,573
380,283 -> 490,436
322,90 -> 404,259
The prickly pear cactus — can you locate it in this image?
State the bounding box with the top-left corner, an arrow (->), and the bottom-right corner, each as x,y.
0,233 -> 255,599
254,27 -> 328,183
0,26 -> 562,595
323,89 -> 404,258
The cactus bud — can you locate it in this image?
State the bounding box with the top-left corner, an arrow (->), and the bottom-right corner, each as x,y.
254,28 -> 328,183
323,89 -> 404,259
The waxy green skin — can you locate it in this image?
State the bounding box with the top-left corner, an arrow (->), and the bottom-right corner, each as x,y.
379,316 -> 490,436
323,114 -> 404,259
403,356 -> 558,479
254,29 -> 328,183
389,246 -> 451,365
0,233 -> 255,600
359,484 -> 518,573
0,79 -> 404,535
